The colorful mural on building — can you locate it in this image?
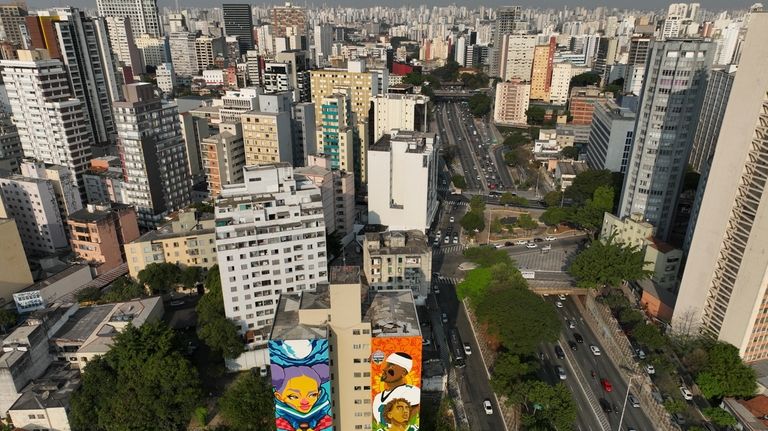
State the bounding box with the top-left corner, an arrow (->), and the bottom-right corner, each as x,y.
371,336 -> 422,431
269,339 -> 333,431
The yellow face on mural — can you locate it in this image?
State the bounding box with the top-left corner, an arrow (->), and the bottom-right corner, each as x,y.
275,375 -> 320,413
385,399 -> 411,425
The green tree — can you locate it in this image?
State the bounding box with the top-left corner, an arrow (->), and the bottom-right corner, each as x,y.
181,266 -> 203,289
469,195 -> 486,213
451,174 -> 466,189
77,286 -> 102,303
455,267 -> 493,306
702,407 -> 737,426
696,342 -> 757,399
503,133 -> 527,148
603,77 -> 624,96
618,308 -> 645,329
540,207 -> 571,226
569,72 -> 601,88
70,323 -> 201,431
197,266 -> 244,359
138,262 -> 182,294
500,193 -> 529,207
525,106 -> 546,125
0,308 -> 17,332
101,277 -> 146,303
468,93 -> 492,117
633,323 -> 666,350
442,145 -> 457,165
663,398 -> 686,414
326,231 -> 343,259
460,211 -> 485,233
571,185 -> 614,231
218,372 -> 274,430
518,381 -> 577,431
543,191 -> 563,207
564,169 -> 614,205
567,237 -> 651,288
475,269 -> 560,354
189,201 -> 215,213
492,352 -> 538,397
516,213 -> 538,230
560,146 -> 580,159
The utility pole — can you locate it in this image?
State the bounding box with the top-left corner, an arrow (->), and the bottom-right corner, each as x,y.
617,375 -> 636,431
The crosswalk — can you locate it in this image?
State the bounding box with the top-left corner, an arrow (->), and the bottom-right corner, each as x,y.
432,275 -> 462,286
432,244 -> 467,257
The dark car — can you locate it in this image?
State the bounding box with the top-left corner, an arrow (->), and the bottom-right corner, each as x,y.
504,241 -> 514,246
568,341 -> 578,351
533,237 -> 544,242
599,398 -> 612,413
573,333 -> 584,343
554,345 -> 565,359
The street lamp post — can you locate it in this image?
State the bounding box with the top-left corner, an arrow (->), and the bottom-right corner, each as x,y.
617,375 -> 636,431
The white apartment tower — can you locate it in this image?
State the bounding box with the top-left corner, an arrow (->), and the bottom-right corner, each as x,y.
499,33 -> 537,82
156,63 -> 176,94
672,14 -> 768,362
215,163 -> 328,335
96,0 -> 161,37
0,50 -> 92,195
372,93 -> 429,142
169,32 -> 199,76
105,16 -> 143,76
367,130 -> 438,232
114,83 -> 191,228
618,38 -> 713,240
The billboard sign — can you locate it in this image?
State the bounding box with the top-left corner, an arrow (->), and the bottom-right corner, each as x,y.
269,339 -> 333,431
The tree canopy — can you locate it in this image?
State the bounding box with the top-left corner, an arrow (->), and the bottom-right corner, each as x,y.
567,237 -> 652,288
452,174 -> 466,189
138,262 -> 182,294
695,342 -> 757,399
518,381 -> 577,431
525,106 -> 546,125
564,169 -> 614,205
460,72 -> 490,89
70,323 -> 201,431
570,185 -> 614,231
570,72 -> 601,88
196,266 -> 244,359
475,266 -> 560,354
460,211 -> 485,233
560,146 -> 580,160
540,207 -> 571,226
468,93 -> 492,117
491,352 -> 539,397
500,193 -> 529,207
219,372 -> 275,430
0,309 -> 17,333
463,246 -> 512,268
542,191 -> 562,207
702,407 -> 737,426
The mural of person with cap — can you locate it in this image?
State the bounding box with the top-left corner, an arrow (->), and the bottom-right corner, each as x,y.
372,352 -> 421,430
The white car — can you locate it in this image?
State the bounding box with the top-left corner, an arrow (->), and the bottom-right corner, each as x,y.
545,235 -> 556,241
645,364 -> 656,375
590,345 -> 602,356
483,399 -> 493,415
555,301 -> 564,308
526,242 -> 538,249
464,343 -> 472,355
558,294 -> 566,301
515,239 -> 528,245
449,216 -> 455,223
680,386 -> 694,401
567,319 -> 576,329
556,365 -> 567,380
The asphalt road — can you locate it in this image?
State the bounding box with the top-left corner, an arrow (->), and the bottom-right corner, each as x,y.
552,296 -> 657,431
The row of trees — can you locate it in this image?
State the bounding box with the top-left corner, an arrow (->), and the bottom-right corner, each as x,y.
457,248 -> 576,428
136,262 -> 202,294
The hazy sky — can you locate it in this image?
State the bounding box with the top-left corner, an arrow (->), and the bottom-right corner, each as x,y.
28,0 -> 745,13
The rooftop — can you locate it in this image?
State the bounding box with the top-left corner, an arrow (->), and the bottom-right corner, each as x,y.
67,203 -> 133,224
132,212 -> 215,243
20,264 -> 90,294
52,304 -> 114,343
364,230 -> 430,256
645,237 -> 679,254
329,266 -> 361,285
270,291 -> 329,340
9,362 -> 81,411
365,290 -> 420,338
370,130 -> 434,153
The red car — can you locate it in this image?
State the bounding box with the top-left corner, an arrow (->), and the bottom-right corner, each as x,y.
601,379 -> 613,392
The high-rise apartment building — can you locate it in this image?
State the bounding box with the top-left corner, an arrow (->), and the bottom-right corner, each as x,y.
0,173 -> 70,255
672,14 -> 768,361
530,39 -> 555,101
200,123 -> 245,197
313,24 -> 333,66
223,4 -> 254,54
568,86 -> 610,126
27,9 -> 122,147
493,80 -> 530,126
156,62 -> 175,93
20,160 -> 83,217
363,230 -> 432,302
548,62 -> 587,105
586,100 -> 636,174
96,0 -> 161,37
105,16 -> 143,75
371,93 -> 429,142
216,164 -> 328,335
317,89 -> 356,173
1,50 -> 91,194
296,154 -> 355,238
134,34 -> 167,68
291,102 -> 316,167
241,93 -> 294,166
114,83 -> 191,228
490,5 -> 527,77
688,66 -> 736,173
270,2 -> 307,49
310,60 -> 381,127
618,38 -> 713,241
0,5 -> 27,46
368,130 -> 438,232
195,35 -> 225,71
499,33 -> 536,82
623,36 -> 653,95
0,114 -> 22,172
169,32 -> 199,76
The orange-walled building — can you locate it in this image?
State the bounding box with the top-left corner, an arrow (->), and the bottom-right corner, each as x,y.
67,203 -> 140,274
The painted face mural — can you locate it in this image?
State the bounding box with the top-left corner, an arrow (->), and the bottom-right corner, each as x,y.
371,337 -> 422,431
269,339 -> 333,431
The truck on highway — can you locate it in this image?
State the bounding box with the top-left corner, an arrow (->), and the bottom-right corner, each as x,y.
449,328 -> 465,367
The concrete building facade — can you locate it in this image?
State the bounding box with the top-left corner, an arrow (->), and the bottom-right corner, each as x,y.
96,0 -> 161,37
67,203 -> 140,274
688,65 -> 736,173
586,100 -> 636,174
367,130 -> 438,232
201,123 -> 245,197
493,80 -> 530,126
371,93 -> 429,142
363,230 -> 432,303
0,219 -> 33,307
